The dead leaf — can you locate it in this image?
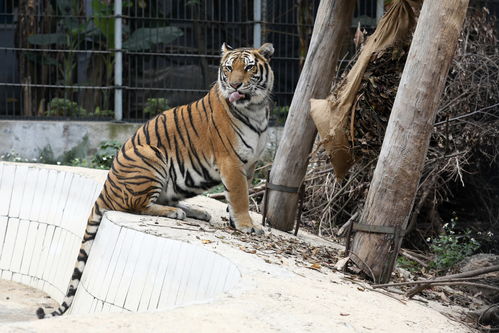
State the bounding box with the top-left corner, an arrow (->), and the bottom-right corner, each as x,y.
334,257 -> 350,271
354,21 -> 365,49
310,263 -> 321,270
201,239 -> 213,244
239,246 -> 257,254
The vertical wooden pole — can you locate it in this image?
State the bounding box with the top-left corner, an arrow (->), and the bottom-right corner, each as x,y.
265,0 -> 356,231
350,0 -> 469,283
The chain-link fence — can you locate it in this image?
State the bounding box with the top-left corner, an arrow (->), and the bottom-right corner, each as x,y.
8,0 -> 491,122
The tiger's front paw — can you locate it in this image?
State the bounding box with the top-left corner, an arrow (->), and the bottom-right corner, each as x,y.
166,208 -> 186,220
230,215 -> 263,235
238,223 -> 264,235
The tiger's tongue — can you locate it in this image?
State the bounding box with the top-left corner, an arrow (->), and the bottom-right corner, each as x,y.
229,91 -> 245,103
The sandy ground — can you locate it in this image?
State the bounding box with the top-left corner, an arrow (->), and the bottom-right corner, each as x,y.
0,280 -> 58,323
1,207 -> 472,333
0,263 -> 470,333
0,163 -> 473,332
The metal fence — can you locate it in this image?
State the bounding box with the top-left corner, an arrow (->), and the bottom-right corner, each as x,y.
0,0 -> 399,122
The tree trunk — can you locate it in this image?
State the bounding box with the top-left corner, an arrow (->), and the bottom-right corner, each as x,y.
350,0 -> 469,283
265,0 -> 355,231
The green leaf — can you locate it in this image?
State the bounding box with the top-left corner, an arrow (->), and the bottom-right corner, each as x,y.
56,0 -> 73,15
123,27 -> 182,51
28,33 -> 67,46
25,52 -> 59,66
92,0 -> 115,48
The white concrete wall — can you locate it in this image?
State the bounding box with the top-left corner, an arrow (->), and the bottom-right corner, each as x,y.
0,163 -> 102,302
0,121 -> 141,160
0,120 -> 283,161
0,162 -> 241,314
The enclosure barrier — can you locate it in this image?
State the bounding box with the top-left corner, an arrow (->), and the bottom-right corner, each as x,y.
0,162 -> 240,314
0,0 -> 389,121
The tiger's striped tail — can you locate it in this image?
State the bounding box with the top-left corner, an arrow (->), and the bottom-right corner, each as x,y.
36,200 -> 104,319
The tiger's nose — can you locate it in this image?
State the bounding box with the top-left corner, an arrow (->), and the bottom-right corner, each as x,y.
230,82 -> 242,89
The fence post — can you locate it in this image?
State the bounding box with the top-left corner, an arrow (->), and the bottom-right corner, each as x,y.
264,0 -> 356,231
114,0 -> 123,121
253,0 -> 262,48
376,0 -> 384,23
376,0 -> 385,23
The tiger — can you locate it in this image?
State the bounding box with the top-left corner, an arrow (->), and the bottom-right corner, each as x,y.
36,42 -> 274,319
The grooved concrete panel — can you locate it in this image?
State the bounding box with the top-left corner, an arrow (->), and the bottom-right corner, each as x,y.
0,163 -> 99,303
0,162 -> 241,315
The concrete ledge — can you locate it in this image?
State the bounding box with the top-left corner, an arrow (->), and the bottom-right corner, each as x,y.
0,162 -> 240,314
72,211 -> 240,314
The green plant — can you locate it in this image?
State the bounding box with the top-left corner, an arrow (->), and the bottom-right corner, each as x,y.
69,157 -> 91,168
396,256 -> 421,273
93,106 -> 114,117
204,184 -> 226,196
28,0 -> 183,114
144,98 -> 170,116
1,146 -> 56,164
91,140 -> 122,169
28,0 -> 90,87
0,151 -> 32,163
1,140 -> 121,170
272,106 -> 289,126
47,98 -> 87,117
428,221 -> 480,272
38,146 -> 57,164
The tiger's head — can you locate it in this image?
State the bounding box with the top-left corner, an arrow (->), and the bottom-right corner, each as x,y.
218,43 -> 274,107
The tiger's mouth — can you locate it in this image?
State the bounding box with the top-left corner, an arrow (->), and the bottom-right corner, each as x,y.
229,91 -> 246,103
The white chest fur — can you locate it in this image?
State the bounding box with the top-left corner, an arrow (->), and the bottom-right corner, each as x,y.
239,128 -> 268,166
229,103 -> 269,167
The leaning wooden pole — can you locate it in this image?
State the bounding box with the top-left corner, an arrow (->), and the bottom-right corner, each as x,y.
350,0 -> 469,283
265,0 -> 355,231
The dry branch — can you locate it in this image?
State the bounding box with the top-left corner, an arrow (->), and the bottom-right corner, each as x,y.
373,276 -> 483,288
300,7 -> 499,246
403,264 -> 499,297
399,249 -> 429,268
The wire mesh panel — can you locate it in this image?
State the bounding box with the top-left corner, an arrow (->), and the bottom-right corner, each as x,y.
123,0 -> 254,121
0,0 -> 389,122
0,0 -> 115,119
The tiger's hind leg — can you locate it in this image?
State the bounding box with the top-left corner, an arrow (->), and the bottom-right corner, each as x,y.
174,202 -> 211,221
116,145 -> 186,221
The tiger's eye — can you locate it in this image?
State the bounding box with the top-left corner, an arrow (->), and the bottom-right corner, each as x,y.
245,64 -> 255,71
225,65 -> 233,72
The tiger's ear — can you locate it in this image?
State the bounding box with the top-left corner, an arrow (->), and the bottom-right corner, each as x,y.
221,42 -> 234,54
258,43 -> 274,60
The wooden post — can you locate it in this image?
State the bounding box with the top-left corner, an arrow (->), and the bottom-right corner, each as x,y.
350,0 -> 469,283
265,0 -> 355,231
